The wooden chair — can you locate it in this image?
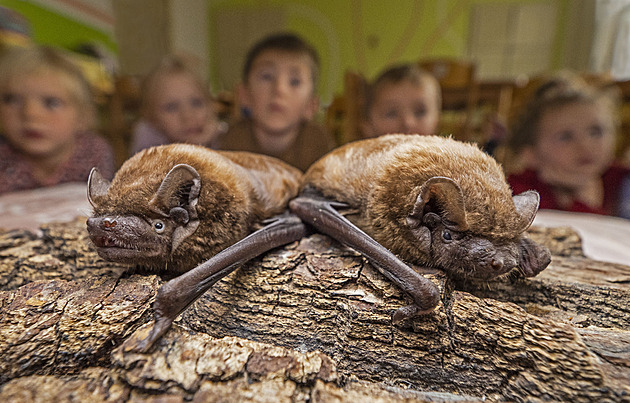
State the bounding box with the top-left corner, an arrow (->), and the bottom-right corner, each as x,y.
105,75 -> 142,168
418,58 -> 479,141
325,70 -> 368,145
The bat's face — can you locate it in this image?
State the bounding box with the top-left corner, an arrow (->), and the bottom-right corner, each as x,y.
86,164 -> 202,271
406,177 -> 551,280
412,212 -> 542,280
87,208 -> 192,267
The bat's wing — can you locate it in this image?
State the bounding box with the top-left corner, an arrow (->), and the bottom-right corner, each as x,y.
125,212 -> 308,353
289,190 -> 440,323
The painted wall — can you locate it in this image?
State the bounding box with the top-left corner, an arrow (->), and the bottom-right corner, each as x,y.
208,0 -> 473,103
0,0 -> 116,51
207,0 -> 579,104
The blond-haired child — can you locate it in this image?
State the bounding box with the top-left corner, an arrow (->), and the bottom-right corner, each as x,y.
131,55 -> 221,154
362,63 -> 441,138
0,45 -> 114,194
217,32 -> 335,171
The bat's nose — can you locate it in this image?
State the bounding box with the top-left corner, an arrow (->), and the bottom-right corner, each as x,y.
103,218 -> 118,228
86,217 -> 117,233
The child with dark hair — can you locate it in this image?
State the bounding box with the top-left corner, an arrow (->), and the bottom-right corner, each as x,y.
362,63 -> 441,138
507,71 -> 630,217
217,32 -> 335,171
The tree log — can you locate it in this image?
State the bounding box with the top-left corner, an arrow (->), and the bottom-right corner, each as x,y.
0,219 -> 628,402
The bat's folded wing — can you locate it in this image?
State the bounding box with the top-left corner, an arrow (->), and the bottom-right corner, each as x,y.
124,212 -> 308,353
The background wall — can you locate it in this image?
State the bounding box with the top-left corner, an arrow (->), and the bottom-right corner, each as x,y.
0,0 -> 116,51
0,0 -> 595,104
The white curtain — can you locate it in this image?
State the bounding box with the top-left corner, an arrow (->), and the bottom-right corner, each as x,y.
591,0 -> 630,79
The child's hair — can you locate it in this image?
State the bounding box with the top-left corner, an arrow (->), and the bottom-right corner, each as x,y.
364,63 -> 441,116
140,55 -> 212,116
0,45 -> 96,128
508,71 -> 620,154
242,32 -> 320,87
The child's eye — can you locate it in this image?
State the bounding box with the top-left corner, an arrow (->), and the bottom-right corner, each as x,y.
289,77 -> 302,87
190,97 -> 205,109
589,125 -> 604,139
1,93 -> 19,105
43,96 -> 64,109
259,71 -> 274,81
384,110 -> 399,119
414,107 -> 427,118
558,130 -> 574,142
162,102 -> 179,113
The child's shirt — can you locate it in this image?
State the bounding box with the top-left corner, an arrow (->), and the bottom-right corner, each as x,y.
218,118 -> 336,172
130,119 -> 170,155
0,132 -> 115,194
508,165 -> 630,217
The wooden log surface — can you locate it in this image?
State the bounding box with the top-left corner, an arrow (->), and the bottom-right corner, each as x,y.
0,218 -> 628,402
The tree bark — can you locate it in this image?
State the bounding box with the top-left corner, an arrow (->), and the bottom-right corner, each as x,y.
0,219 -> 628,402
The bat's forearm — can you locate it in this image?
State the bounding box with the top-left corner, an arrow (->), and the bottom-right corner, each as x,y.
128,212 -> 308,352
290,194 -> 440,320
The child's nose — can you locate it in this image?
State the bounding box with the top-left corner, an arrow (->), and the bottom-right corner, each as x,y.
273,79 -> 289,95
22,100 -> 42,119
401,114 -> 417,132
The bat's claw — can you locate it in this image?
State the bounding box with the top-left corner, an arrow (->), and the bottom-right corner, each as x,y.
392,304 -> 436,324
121,317 -> 174,353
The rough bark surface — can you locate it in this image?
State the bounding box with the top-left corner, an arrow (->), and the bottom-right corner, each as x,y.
0,219 -> 628,402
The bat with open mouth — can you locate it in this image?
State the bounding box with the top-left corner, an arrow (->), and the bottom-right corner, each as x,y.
290,134 -> 551,321
87,144 -> 307,351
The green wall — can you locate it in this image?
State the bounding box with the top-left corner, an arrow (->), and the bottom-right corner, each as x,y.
208,0 -> 473,103
0,0 -> 116,52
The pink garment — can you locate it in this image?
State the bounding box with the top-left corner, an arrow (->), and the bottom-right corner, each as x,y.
129,119 -> 170,155
0,132 -> 115,194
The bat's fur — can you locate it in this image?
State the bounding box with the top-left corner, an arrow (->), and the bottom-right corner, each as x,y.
88,144 -> 301,274
300,134 -> 550,280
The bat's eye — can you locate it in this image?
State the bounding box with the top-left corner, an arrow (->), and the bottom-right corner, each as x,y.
442,229 -> 452,241
154,220 -> 166,234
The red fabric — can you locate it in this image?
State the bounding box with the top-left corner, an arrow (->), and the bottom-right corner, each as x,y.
508,166 -> 630,216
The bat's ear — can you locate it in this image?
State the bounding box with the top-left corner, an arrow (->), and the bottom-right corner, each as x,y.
87,168 -> 110,207
512,190 -> 540,232
151,164 -> 201,219
151,164 -> 202,250
407,176 -> 468,231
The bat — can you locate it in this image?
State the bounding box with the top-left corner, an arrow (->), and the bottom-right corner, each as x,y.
87,144 -> 307,351
290,134 -> 551,322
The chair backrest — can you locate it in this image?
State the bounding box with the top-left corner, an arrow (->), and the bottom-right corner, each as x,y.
418,58 -> 479,140
106,74 -> 142,167
325,70 -> 368,145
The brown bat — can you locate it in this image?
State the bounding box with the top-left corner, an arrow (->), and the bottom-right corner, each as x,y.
290,134 -> 551,321
87,144 -> 307,351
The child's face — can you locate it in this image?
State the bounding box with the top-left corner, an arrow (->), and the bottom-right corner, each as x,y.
531,101 -> 616,187
0,72 -> 82,159
149,73 -> 216,145
364,80 -> 440,138
241,50 -> 317,140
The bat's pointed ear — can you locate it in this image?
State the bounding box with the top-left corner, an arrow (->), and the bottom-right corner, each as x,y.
151,164 -> 201,218
512,190 -> 540,232
87,167 -> 110,207
407,176 -> 468,231
151,164 -> 202,251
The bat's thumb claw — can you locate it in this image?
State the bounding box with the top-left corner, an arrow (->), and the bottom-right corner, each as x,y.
392,304 -> 436,323
120,319 -> 173,353
392,304 -> 419,323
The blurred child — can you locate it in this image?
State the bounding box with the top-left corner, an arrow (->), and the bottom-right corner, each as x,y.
0,46 -> 114,194
362,63 -> 441,138
217,32 -> 335,171
131,55 -> 221,154
507,71 -> 630,217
